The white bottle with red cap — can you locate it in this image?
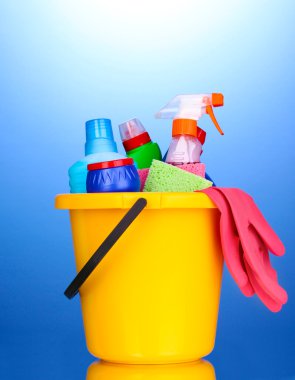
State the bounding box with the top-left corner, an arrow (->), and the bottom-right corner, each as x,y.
119,118 -> 162,169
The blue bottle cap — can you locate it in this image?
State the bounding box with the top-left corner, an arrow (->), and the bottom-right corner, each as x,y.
85,118 -> 118,155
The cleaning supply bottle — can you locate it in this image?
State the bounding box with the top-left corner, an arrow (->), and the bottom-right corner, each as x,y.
162,127 -> 206,161
156,93 -> 224,165
119,118 -> 162,169
69,118 -> 125,193
86,158 -> 140,193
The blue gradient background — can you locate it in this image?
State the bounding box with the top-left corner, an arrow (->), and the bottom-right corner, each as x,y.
0,1 -> 294,379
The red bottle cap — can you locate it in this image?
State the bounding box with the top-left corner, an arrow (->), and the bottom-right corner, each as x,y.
88,158 -> 134,171
123,132 -> 151,152
197,127 -> 206,145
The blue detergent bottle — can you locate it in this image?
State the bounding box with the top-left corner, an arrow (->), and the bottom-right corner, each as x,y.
68,118 -> 125,193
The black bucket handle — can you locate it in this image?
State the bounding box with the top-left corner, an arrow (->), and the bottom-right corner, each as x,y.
64,197 -> 147,299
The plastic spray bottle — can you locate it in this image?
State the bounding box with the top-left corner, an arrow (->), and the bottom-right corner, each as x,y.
119,118 -> 162,169
155,93 -> 224,165
68,118 -> 125,193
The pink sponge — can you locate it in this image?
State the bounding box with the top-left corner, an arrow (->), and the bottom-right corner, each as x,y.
178,163 -> 205,177
138,168 -> 150,191
138,163 -> 205,191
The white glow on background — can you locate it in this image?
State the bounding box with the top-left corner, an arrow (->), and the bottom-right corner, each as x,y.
0,0 -> 292,174
55,0 -> 243,54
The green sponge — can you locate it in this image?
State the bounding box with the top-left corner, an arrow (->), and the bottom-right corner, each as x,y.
143,160 -> 213,192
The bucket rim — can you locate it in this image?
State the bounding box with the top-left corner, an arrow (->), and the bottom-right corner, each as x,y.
55,192 -> 217,210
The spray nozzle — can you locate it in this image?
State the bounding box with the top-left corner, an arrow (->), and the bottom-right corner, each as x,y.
155,93 -> 224,135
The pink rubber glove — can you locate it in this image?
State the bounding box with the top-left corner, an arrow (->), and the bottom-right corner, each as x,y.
238,216 -> 282,311
202,188 -> 286,311
201,188 -> 254,296
203,188 -> 282,310
213,188 -> 287,306
242,244 -> 283,312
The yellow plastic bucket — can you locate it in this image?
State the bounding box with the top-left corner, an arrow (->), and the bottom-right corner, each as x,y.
55,192 -> 223,364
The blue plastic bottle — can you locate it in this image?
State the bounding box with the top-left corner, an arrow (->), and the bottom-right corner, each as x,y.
68,119 -> 125,193
86,158 -> 140,193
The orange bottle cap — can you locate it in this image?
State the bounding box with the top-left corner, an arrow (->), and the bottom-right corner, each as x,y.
172,119 -> 197,137
212,93 -> 224,107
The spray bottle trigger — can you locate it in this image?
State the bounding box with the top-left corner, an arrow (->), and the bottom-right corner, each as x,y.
206,105 -> 224,135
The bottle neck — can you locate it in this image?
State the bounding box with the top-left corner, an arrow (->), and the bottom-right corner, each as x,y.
85,139 -> 118,156
85,118 -> 118,155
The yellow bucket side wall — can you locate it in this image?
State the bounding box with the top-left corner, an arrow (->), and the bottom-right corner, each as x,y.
69,207 -> 223,364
